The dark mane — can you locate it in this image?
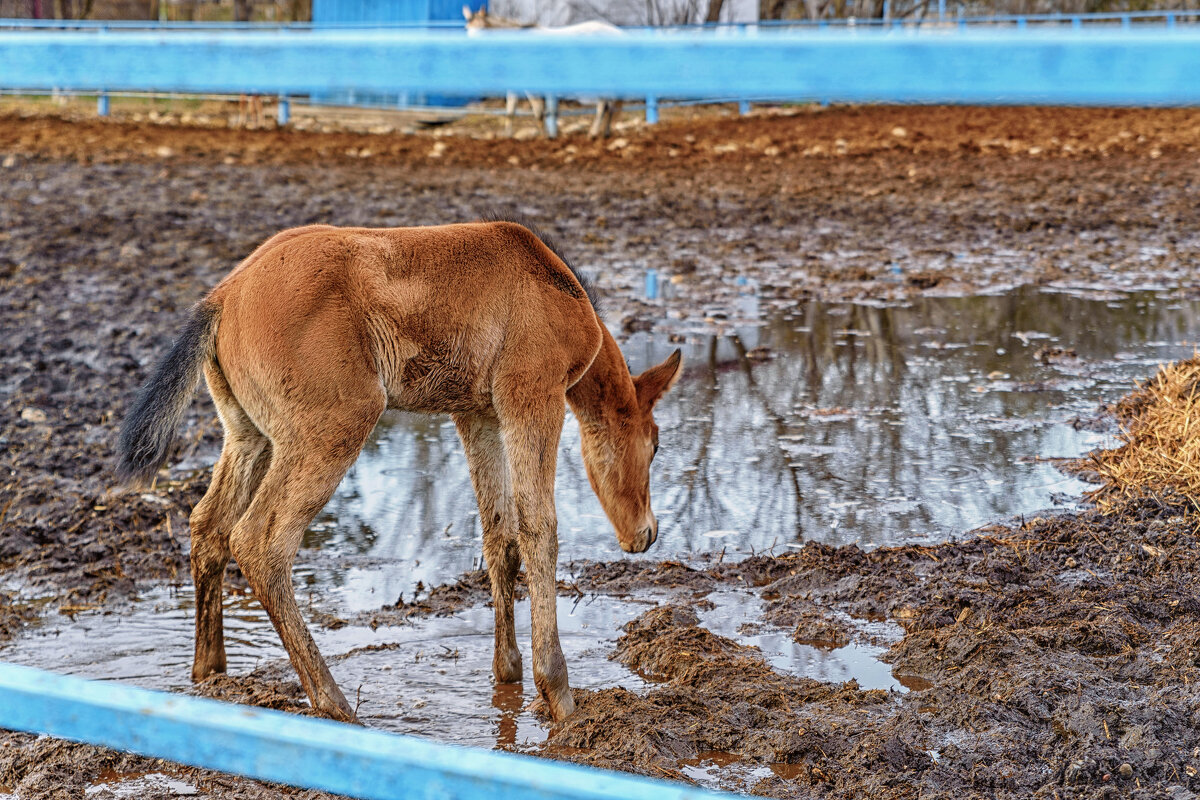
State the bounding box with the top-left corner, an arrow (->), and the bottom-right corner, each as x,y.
480,212 -> 602,315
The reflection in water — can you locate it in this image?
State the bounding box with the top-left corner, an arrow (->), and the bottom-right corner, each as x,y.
697,589 -> 906,692
310,287 -> 1200,610
492,682 -> 525,749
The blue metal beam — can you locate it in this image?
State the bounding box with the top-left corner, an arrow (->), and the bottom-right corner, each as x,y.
0,662 -> 727,800
2,28 -> 1200,105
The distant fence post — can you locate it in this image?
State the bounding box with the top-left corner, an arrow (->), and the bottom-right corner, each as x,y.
97,91 -> 109,116
738,98 -> 751,115
645,95 -> 658,124
277,94 -> 290,125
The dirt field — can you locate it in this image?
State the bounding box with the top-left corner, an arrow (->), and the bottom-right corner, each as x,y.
3,104 -> 1200,799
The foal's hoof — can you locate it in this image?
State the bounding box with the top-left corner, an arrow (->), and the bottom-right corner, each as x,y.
315,692 -> 361,725
319,705 -> 362,725
493,653 -> 523,684
552,692 -> 577,722
530,691 -> 576,722
190,660 -> 227,684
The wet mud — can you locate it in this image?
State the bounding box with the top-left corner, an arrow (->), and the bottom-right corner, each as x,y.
3,105 -> 1200,798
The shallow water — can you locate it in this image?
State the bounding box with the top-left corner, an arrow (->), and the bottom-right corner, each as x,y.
307,285 -> 1200,610
4,286 -> 1200,768
6,584 -> 646,750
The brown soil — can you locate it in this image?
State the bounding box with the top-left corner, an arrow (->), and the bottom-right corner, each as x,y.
536,495 -> 1200,798
3,104 -> 1200,799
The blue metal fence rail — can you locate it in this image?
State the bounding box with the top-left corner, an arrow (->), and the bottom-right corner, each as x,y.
5,28 -> 1200,104
6,14 -> 1200,126
0,662 -> 728,799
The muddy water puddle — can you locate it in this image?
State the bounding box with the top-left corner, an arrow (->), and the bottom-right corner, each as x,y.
698,588 -> 906,692
4,588 -> 644,750
310,286 -> 1200,606
4,286 -> 1200,782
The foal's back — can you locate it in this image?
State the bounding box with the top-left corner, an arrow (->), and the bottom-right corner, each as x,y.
209,221 -> 601,417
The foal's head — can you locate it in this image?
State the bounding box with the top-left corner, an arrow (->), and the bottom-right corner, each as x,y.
574,347 -> 683,554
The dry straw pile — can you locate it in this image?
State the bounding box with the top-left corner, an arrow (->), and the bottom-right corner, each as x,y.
1080,356 -> 1200,513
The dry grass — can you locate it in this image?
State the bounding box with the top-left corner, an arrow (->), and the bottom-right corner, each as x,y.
1078,355 -> 1200,512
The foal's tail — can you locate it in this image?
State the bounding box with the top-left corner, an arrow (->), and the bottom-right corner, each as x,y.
116,300 -> 221,486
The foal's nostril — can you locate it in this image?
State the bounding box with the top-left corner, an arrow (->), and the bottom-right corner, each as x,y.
639,526 -> 656,551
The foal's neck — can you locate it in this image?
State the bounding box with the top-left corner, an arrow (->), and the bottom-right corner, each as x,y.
566,323 -> 637,427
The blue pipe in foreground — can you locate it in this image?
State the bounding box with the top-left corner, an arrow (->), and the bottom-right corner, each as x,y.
0,662 -> 731,800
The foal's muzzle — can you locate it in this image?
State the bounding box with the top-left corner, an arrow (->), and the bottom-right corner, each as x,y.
622,520 -> 658,554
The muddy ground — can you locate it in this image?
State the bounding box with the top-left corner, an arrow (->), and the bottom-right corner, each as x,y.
2,105 -> 1200,798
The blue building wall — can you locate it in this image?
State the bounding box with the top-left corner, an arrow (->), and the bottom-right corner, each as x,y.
314,0 -> 485,25
312,0 -> 486,108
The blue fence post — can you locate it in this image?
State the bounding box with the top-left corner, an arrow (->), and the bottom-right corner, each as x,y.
738,98 -> 751,115
645,95 -> 658,124
277,94 -> 290,125
1167,12 -> 1176,28
645,268 -> 659,300
544,93 -> 558,139
938,0 -> 945,22
1121,15 -> 1131,30
97,91 -> 109,116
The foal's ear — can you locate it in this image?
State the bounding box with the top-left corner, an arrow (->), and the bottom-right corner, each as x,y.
462,4 -> 472,19
635,349 -> 683,411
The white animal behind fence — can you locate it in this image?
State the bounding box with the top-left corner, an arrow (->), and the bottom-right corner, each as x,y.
464,6 -> 624,138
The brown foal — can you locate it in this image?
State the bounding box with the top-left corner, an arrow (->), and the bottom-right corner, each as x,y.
116,219 -> 682,723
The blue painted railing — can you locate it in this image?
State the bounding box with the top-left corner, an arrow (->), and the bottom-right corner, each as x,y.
4,28 -> 1200,105
0,662 -> 727,799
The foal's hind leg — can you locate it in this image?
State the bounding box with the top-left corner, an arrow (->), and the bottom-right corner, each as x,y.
189,363 -> 271,682
454,413 -> 522,683
229,398 -> 383,722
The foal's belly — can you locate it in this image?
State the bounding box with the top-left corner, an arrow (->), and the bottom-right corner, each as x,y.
384,349 -> 490,415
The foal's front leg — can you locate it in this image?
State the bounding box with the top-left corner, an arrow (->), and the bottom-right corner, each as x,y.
454,413 -> 522,683
498,393 -> 574,721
